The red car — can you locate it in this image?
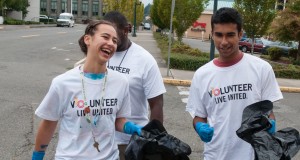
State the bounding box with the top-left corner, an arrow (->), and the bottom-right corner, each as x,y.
239,38 -> 264,53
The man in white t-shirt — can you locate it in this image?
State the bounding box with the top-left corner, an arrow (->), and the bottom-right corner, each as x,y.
186,8 -> 283,160
103,11 -> 166,160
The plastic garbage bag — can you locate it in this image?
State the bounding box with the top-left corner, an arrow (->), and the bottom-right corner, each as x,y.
125,119 -> 191,160
236,100 -> 300,160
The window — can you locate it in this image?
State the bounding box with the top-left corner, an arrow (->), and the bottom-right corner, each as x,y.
40,0 -> 47,12
51,0 -> 57,13
82,0 -> 88,16
72,0 -> 78,15
61,0 -> 66,13
92,0 -> 99,16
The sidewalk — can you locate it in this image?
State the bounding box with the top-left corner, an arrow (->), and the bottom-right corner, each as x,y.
0,24 -> 56,31
129,30 -> 300,93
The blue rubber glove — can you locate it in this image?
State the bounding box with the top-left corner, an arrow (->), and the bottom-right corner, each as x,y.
32,151 -> 45,160
268,119 -> 276,135
123,121 -> 142,136
195,122 -> 214,143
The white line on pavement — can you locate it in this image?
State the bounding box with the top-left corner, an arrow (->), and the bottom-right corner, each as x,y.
21,35 -> 40,38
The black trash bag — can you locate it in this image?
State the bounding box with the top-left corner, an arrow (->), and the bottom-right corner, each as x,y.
236,100 -> 300,160
125,119 -> 191,160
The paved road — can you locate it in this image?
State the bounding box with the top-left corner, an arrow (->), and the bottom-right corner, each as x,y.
0,25 -> 84,159
1,26 -> 300,159
182,37 -> 219,54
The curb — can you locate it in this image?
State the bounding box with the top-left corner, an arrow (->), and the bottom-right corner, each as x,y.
163,78 -> 300,93
163,78 -> 191,86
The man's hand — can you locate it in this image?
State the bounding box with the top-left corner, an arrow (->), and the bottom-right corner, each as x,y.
267,119 -> 276,135
195,122 -> 214,143
123,121 -> 142,136
32,151 -> 45,160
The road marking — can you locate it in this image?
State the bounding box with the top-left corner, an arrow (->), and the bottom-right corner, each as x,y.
177,86 -> 190,104
21,34 -> 40,38
57,48 -> 70,51
51,47 -> 70,52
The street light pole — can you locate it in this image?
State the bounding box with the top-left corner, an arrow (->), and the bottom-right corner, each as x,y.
167,0 -> 175,77
132,0 -> 138,37
209,0 -> 218,61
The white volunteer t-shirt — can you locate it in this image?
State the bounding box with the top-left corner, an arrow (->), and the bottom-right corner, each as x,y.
35,66 -> 131,160
186,54 -> 283,160
107,42 -> 166,144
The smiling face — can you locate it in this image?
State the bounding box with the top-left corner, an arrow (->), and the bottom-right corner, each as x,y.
212,23 -> 242,62
84,24 -> 118,64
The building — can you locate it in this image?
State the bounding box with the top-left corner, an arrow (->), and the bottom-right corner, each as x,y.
185,0 -> 234,40
40,0 -> 104,23
186,0 -> 286,40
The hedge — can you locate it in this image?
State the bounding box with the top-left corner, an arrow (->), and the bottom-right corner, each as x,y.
166,53 -> 209,71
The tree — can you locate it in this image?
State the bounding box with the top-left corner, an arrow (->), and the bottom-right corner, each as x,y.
103,0 -> 144,27
157,0 -> 172,29
151,0 -> 208,42
234,0 -> 277,54
173,0 -> 209,42
0,0 -> 29,17
270,0 -> 300,61
150,0 -> 167,30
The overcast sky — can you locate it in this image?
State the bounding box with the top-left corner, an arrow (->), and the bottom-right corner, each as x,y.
141,0 -> 153,6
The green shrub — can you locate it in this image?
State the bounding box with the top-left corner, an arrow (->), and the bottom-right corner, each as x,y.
292,60 -> 300,66
39,18 -> 55,23
274,69 -> 300,79
171,43 -> 190,53
24,21 -> 40,25
268,47 -> 282,60
4,17 -> 24,25
288,48 -> 298,60
167,53 -> 209,71
260,55 -> 269,59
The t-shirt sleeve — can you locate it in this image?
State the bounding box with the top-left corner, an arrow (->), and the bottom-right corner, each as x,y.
186,74 -> 207,118
35,80 -> 62,121
261,65 -> 283,102
142,59 -> 166,99
116,80 -> 131,118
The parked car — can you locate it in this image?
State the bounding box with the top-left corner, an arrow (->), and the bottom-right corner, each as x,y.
262,41 -> 298,56
144,23 -> 151,30
239,38 -> 264,53
57,13 -> 74,27
39,15 -> 54,23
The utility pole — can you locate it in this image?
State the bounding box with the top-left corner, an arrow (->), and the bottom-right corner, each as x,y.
167,0 -> 175,77
209,0 -> 218,61
71,0 -> 73,14
132,0 -> 141,37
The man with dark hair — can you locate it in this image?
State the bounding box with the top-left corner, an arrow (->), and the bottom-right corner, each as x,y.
186,7 -> 282,159
103,11 -> 166,160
